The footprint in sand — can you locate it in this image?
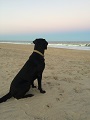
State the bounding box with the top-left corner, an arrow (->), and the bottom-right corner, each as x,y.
34,117 -> 42,120
46,103 -> 52,109
58,87 -> 64,93
56,98 -> 60,101
55,93 -> 64,102
46,82 -> 54,89
73,86 -> 83,93
53,76 -> 58,80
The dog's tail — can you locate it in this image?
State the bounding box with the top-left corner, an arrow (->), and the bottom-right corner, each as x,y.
0,92 -> 12,103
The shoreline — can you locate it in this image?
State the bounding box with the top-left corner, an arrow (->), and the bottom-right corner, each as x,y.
0,41 -> 90,51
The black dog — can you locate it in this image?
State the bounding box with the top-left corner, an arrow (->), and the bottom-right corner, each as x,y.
0,38 -> 48,103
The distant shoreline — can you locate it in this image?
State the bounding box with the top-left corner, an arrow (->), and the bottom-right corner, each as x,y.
0,41 -> 90,51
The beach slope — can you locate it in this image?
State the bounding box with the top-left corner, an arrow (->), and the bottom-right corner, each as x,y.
0,43 -> 90,120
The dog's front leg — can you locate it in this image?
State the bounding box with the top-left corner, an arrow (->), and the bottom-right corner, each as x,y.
37,74 -> 46,93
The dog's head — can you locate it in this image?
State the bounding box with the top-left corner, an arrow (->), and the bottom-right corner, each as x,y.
33,38 -> 48,50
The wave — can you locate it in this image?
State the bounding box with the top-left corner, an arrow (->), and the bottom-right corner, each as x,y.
0,41 -> 32,45
48,43 -> 90,50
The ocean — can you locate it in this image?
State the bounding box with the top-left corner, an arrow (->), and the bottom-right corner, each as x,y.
0,41 -> 90,51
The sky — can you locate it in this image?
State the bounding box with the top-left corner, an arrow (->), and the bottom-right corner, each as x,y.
0,0 -> 90,41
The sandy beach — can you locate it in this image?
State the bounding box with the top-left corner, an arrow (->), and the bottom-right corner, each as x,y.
0,43 -> 90,120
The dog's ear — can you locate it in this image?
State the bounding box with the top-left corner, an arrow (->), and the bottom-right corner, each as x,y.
33,39 -> 38,44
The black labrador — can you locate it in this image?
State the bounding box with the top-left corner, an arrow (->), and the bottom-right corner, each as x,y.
0,38 -> 48,103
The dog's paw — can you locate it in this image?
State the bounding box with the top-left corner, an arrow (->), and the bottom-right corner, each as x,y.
40,90 -> 46,94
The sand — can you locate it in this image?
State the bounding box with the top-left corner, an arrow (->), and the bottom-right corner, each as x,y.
0,43 -> 90,120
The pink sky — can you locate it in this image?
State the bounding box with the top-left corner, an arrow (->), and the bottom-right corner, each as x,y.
0,0 -> 90,35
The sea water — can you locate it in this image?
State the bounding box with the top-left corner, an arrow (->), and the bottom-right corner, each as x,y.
48,41 -> 90,50
0,41 -> 90,51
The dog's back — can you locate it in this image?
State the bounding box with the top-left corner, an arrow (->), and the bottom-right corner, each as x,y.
11,52 -> 45,86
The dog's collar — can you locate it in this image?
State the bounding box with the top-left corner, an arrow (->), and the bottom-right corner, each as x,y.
33,50 -> 44,57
